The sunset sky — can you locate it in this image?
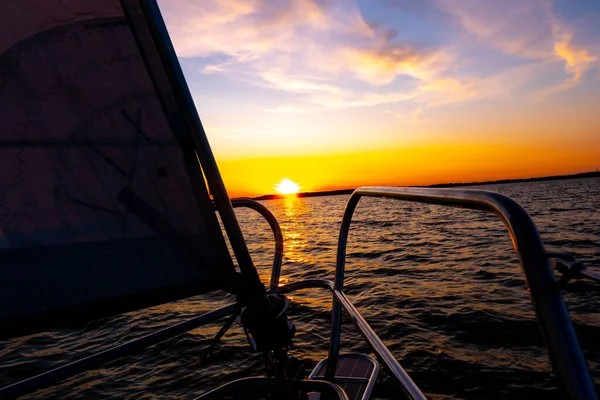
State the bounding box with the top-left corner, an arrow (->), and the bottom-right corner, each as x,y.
158,0 -> 600,197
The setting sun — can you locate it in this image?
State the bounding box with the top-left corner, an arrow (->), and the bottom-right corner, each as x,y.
274,178 -> 301,195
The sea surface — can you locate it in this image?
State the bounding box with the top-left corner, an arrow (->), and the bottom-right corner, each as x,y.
1,178 -> 599,399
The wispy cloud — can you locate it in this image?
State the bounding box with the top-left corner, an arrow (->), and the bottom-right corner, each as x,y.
159,0 -> 462,109
438,0 -> 598,100
551,19 -> 596,81
266,104 -> 315,114
394,105 -> 427,126
554,33 -> 596,82
159,0 -> 599,112
528,17 -> 597,100
437,0 -> 554,59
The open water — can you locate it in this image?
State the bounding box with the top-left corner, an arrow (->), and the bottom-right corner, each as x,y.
1,178 -> 599,399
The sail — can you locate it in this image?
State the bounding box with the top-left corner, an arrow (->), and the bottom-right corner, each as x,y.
0,0 -> 237,338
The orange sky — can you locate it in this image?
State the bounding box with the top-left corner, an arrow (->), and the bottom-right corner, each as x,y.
217,143 -> 598,197
159,0 -> 600,197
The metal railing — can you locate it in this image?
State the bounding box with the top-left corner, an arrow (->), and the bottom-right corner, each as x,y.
3,193 -> 597,400
325,186 -> 597,400
231,199 -> 284,290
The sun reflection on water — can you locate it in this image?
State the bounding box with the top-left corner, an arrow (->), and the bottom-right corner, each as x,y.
282,195 -> 307,263
283,195 -> 300,217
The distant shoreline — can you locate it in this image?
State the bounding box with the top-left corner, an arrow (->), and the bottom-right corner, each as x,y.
249,171 -> 600,201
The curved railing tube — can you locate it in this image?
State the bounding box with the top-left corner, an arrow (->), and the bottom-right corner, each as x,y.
231,199 -> 284,290
327,186 -> 596,400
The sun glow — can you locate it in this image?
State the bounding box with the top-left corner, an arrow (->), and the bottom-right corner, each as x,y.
274,178 -> 301,195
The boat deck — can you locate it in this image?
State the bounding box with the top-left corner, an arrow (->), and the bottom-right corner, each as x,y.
308,353 -> 379,400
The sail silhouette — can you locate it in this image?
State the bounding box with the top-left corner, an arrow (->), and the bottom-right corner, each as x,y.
0,0 -> 237,339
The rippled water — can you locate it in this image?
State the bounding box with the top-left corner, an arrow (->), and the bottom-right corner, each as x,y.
1,178 -> 599,399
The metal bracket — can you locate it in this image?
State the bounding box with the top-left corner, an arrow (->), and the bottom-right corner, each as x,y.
547,250 -> 600,286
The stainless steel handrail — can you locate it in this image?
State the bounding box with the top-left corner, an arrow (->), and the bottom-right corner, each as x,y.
231,199 -> 284,290
326,186 -> 597,400
332,289 -> 427,400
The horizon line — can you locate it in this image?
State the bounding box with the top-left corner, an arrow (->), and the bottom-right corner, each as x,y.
243,170 -> 600,201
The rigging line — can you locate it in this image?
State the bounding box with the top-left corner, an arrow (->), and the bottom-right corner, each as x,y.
86,141 -> 130,179
127,109 -> 142,181
122,109 -> 153,143
67,197 -> 121,216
